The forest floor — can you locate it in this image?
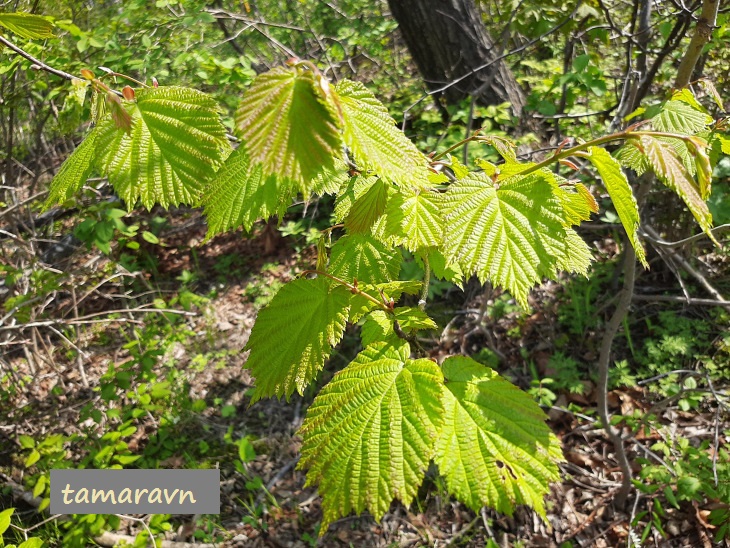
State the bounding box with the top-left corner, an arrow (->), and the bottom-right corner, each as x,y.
1,205 -> 728,548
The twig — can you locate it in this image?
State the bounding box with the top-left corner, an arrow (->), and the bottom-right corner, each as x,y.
596,243 -> 636,509
633,294 -> 730,308
0,35 -> 77,81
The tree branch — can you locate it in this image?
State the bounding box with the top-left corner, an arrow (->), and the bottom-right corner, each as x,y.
0,34 -> 77,81
675,0 -> 720,87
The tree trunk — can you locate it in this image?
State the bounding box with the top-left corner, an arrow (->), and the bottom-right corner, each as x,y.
387,0 -> 526,118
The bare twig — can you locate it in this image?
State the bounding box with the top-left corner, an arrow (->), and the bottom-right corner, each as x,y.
596,243 -> 636,509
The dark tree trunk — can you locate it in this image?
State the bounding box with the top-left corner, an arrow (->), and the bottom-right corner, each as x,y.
387,0 -> 526,118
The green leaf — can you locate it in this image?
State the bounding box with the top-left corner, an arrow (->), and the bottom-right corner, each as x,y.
203,145 -> 289,238
18,538 -> 44,548
387,188 -> 444,252
360,308 -> 437,346
311,159 -> 350,195
44,127 -> 100,209
443,171 -> 578,308
25,449 -> 41,467
298,342 -> 444,531
235,66 -> 341,189
333,175 -> 379,223
244,277 -> 350,402
335,79 -> 430,187
651,99 -> 712,135
32,475 -> 47,498
95,86 -> 230,209
435,356 -> 562,517
586,147 -> 647,266
0,508 -> 14,536
0,13 -> 54,39
18,435 -> 35,449
329,233 -> 400,283
639,136 -> 716,244
345,178 -> 389,233
348,281 -> 422,323
555,183 -> 598,226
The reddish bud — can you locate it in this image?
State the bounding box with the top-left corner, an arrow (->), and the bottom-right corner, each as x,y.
121,86 -> 135,101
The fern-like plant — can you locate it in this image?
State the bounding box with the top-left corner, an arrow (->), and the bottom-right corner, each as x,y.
39,50 -> 729,532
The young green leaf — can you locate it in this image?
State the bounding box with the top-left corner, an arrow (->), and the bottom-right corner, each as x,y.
95,86 -> 230,209
651,98 -> 712,135
586,146 -> 647,267
0,507 -> 13,536
443,171 -> 574,308
235,66 -> 341,190
344,178 -> 389,233
0,12 -> 54,39
360,308 -> 437,347
329,233 -> 400,283
244,277 -> 351,402
44,126 -> 100,209
298,342 -> 444,532
639,135 -> 717,244
348,281 -> 423,323
387,188 -> 444,252
203,145 -> 290,238
310,159 -> 350,195
333,175 -> 379,223
335,79 -> 430,188
435,356 -> 562,517
555,183 -> 598,226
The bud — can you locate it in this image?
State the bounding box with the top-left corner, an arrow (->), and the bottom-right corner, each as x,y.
80,68 -> 95,80
121,86 -> 135,101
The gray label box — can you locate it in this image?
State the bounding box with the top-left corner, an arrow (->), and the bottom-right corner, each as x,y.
50,469 -> 220,515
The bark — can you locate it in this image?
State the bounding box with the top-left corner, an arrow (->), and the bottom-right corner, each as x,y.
387,0 -> 526,117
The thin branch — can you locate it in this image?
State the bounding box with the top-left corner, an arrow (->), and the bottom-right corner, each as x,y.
0,34 -> 77,81
675,0 -> 721,87
597,241 -> 638,509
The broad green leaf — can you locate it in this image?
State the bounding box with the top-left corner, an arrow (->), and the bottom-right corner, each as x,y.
311,159 -> 350,195
44,126 -> 100,209
555,183 -> 598,226
435,356 -> 562,517
443,171 -> 571,308
587,147 -> 647,266
360,310 -> 399,347
329,233 -> 400,283
651,99 -> 712,135
235,66 -> 341,189
0,508 -> 13,536
348,281 -> 422,323
387,188 -> 444,252
244,277 -> 351,402
345,179 -> 389,233
361,308 -> 437,346
556,230 -> 592,276
333,175 -> 379,223
203,145 -> 289,238
95,87 -> 230,209
299,342 -> 444,531
18,538 -> 44,548
0,13 -> 54,39
335,79 -> 430,187
615,141 -> 648,175
18,435 -> 35,449
422,248 -> 464,286
639,136 -> 716,244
